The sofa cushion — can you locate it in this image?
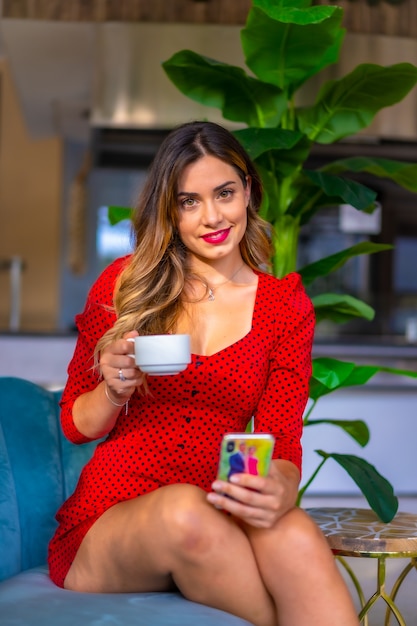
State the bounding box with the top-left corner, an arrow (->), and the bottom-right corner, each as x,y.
0,378 -> 67,579
54,389 -> 101,500
0,378 -> 99,581
0,566 -> 253,626
0,422 -> 21,579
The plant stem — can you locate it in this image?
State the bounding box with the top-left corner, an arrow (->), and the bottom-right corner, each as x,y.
296,457 -> 328,506
272,215 -> 300,277
303,399 -> 316,426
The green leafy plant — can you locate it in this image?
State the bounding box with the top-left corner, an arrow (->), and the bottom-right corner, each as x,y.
158,0 -> 417,522
109,0 -> 417,522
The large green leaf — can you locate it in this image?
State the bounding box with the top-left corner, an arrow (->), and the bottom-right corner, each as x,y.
305,419 -> 369,447
289,171 -> 377,224
298,63 -> 417,143
311,357 -> 357,386
232,128 -> 310,222
312,293 -> 375,324
323,156 -> 417,193
310,357 -> 417,401
233,127 -> 307,162
315,451 -> 398,522
345,364 -> 417,385
309,358 -> 376,401
299,242 -> 392,286
242,3 -> 344,94
162,50 -> 286,127
304,170 -> 377,209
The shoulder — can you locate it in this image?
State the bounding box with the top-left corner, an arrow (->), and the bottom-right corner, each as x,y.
256,270 -> 313,315
74,256 -> 131,332
255,271 -> 315,345
88,255 -> 132,305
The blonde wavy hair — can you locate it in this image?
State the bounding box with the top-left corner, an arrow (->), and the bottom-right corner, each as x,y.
96,121 -> 272,355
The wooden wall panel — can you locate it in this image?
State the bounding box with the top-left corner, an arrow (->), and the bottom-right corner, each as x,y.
315,0 -> 417,38
0,0 -> 252,24
2,1 -> 416,37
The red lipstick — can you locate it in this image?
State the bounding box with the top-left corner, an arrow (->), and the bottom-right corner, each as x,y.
201,228 -> 231,245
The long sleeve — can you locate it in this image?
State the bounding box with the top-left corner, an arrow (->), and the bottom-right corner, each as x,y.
253,273 -> 315,473
60,257 -> 129,444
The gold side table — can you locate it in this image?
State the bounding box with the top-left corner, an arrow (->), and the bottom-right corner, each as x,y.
307,507 -> 417,626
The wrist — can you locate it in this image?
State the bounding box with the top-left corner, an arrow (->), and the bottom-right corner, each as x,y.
104,384 -> 129,413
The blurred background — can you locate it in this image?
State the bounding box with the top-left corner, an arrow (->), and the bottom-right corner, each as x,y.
1,0 -> 417,337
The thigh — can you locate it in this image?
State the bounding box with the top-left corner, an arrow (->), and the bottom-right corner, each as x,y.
65,484 -> 278,625
64,484 -> 197,592
63,483 -> 241,593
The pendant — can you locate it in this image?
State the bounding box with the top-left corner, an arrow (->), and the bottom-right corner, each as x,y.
208,288 -> 215,301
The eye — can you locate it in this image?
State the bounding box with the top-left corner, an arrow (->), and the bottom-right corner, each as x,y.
218,188 -> 234,199
180,196 -> 197,209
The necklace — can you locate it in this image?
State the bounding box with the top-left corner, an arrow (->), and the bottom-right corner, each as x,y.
198,263 -> 245,301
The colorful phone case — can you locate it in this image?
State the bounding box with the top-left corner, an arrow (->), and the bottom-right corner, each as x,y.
217,433 -> 275,481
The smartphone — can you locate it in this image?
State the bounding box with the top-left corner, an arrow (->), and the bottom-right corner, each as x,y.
217,433 -> 275,481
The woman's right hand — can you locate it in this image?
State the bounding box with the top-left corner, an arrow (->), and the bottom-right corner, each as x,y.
99,330 -> 146,404
72,331 -> 146,439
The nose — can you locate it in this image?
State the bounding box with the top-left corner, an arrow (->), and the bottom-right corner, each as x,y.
201,199 -> 223,226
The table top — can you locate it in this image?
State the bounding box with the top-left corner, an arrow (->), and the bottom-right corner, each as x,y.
307,507 -> 417,557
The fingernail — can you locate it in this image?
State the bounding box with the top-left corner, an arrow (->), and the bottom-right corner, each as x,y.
207,493 -> 222,509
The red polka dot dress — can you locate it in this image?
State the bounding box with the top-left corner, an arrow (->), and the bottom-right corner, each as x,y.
48,256 -> 315,587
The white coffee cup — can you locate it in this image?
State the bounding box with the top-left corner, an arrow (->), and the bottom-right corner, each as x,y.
127,334 -> 191,375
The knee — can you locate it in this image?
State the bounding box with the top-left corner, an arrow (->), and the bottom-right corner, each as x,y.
274,507 -> 330,558
159,484 -> 228,560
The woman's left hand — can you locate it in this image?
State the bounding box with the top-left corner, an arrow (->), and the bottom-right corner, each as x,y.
207,459 -> 300,529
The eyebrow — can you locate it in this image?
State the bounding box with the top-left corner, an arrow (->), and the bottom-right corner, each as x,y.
177,180 -> 237,197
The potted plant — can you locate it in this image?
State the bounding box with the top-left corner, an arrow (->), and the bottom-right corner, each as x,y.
110,0 -> 417,522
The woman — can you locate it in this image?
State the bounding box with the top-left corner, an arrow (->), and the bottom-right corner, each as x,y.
48,121 -> 358,626
246,445 -> 259,476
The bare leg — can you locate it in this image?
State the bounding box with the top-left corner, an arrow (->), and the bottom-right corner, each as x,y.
64,484 -> 276,626
244,507 -> 359,626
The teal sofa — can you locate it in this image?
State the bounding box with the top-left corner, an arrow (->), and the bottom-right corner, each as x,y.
0,377 -> 252,626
